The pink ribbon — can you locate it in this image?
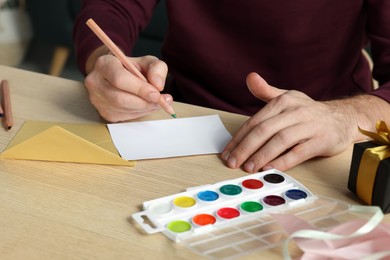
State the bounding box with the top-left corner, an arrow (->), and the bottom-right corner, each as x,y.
272,205 -> 390,259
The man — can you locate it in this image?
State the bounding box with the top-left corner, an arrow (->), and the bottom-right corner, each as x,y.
73,1 -> 390,173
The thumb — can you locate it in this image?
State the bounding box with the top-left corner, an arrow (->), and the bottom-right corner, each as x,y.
246,72 -> 287,102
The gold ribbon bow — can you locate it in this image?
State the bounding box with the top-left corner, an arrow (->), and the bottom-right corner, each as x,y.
356,121 -> 390,205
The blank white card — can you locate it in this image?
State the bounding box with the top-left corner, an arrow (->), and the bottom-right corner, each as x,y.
107,115 -> 232,160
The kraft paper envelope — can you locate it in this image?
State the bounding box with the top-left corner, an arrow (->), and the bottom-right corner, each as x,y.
0,120 -> 135,166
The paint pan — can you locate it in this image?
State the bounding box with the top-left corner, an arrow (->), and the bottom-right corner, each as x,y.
132,169 -> 313,242
132,170 -> 378,259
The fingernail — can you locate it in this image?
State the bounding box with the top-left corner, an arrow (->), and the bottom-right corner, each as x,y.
244,161 -> 255,173
227,157 -> 236,168
156,77 -> 165,88
262,165 -> 273,171
148,92 -> 160,103
221,151 -> 230,161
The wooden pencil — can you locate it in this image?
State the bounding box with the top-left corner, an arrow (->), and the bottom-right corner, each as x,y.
0,99 -> 3,118
86,18 -> 176,118
1,80 -> 13,130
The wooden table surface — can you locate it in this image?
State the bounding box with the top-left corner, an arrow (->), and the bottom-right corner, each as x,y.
0,65 -> 386,260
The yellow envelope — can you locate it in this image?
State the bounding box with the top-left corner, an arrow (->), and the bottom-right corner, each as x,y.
0,120 -> 136,166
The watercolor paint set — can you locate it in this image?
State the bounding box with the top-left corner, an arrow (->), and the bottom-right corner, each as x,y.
132,169 -> 379,259
132,169 -> 314,242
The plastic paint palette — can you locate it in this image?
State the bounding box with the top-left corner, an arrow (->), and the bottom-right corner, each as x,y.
132,169 -> 314,243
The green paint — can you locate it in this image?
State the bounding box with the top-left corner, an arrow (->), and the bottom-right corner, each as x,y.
219,184 -> 242,196
171,114 -> 177,118
167,220 -> 191,233
240,201 -> 263,212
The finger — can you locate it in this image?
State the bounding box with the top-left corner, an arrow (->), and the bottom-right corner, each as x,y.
241,123 -> 314,173
89,80 -> 160,122
246,72 -> 287,102
90,95 -> 160,122
223,102 -> 284,153
161,93 -> 174,105
222,91 -> 298,160
222,114 -> 276,163
224,73 -> 288,152
224,109 -> 303,169
93,80 -> 161,111
134,56 -> 168,91
99,108 -> 154,123
260,138 -> 323,172
96,85 -> 174,114
95,55 -> 161,103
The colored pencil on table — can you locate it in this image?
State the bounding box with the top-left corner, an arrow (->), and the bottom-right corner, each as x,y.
86,18 -> 176,118
1,80 -> 13,130
0,99 -> 3,118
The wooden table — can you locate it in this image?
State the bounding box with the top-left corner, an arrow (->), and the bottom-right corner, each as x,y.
0,65 -> 386,259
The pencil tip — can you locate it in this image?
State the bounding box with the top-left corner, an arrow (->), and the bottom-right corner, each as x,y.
171,114 -> 177,118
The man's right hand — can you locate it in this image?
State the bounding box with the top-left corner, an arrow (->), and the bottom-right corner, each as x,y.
84,46 -> 172,122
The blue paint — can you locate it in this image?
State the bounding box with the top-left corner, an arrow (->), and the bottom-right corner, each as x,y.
285,189 -> 307,200
197,190 -> 219,202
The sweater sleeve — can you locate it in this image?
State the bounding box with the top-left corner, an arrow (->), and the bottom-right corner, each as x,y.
367,0 -> 390,102
73,0 -> 159,75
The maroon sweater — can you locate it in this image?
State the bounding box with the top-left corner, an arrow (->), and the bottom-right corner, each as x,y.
74,0 -> 390,116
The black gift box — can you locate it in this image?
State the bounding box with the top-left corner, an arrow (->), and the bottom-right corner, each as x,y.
348,141 -> 390,213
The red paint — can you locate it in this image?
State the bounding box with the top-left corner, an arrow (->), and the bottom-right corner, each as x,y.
217,207 -> 240,219
242,179 -> 264,189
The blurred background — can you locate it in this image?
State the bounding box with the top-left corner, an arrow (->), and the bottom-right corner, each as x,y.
0,0 -> 167,82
